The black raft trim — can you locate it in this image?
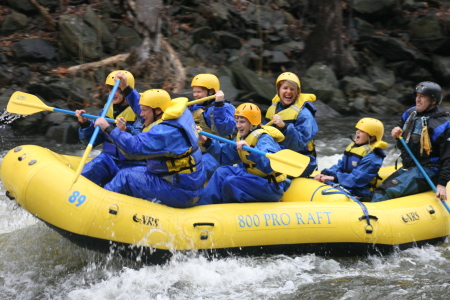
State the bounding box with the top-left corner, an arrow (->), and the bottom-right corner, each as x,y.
43,220 -> 448,263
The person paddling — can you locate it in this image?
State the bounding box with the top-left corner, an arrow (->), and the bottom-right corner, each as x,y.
197,103 -> 290,205
74,70 -> 143,186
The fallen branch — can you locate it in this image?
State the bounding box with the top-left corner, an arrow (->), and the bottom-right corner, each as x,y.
67,53 -> 131,76
28,0 -> 56,31
161,38 -> 185,94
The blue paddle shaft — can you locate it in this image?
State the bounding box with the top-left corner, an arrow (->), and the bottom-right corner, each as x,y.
199,131 -> 266,156
399,137 -> 450,212
88,80 -> 120,146
53,108 -> 115,123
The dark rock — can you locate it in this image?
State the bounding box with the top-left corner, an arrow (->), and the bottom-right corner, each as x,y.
13,39 -> 56,61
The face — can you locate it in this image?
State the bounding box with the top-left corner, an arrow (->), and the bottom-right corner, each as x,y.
108,85 -> 125,105
192,86 -> 208,101
140,105 -> 155,127
354,129 -> 371,145
235,116 -> 251,137
278,82 -> 297,106
415,93 -> 433,113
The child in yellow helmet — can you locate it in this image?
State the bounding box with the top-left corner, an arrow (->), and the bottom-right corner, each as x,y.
314,118 -> 388,200
190,73 -> 236,179
197,103 -> 290,205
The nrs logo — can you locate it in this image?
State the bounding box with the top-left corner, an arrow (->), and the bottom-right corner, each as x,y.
133,214 -> 159,227
401,212 -> 420,223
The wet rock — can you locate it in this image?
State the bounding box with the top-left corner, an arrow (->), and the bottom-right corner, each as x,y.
432,55 -> 450,83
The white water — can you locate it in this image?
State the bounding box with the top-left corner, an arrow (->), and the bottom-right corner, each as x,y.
1,116 -> 449,299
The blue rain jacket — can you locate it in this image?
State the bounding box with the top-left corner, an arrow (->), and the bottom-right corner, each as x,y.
104,109 -> 206,208
198,133 -> 289,205
78,106 -> 143,186
322,147 -> 385,198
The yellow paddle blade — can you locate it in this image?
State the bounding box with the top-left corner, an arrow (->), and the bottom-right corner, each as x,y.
7,91 -> 53,115
266,149 -> 310,177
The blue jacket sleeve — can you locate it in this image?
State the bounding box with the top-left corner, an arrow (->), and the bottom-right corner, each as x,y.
211,102 -> 236,136
78,110 -> 108,147
280,108 -> 318,152
107,123 -> 191,159
250,134 -> 281,174
125,89 -> 145,124
333,152 -> 383,189
205,138 -> 241,165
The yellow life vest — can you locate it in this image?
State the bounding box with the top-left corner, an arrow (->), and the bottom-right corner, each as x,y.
236,126 -> 287,183
105,105 -> 137,122
265,93 -> 317,154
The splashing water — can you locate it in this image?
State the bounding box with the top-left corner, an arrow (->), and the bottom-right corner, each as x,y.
0,109 -> 23,124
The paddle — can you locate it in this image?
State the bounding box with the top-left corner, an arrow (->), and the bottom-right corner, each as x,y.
199,131 -> 310,177
399,137 -> 450,213
186,95 -> 215,106
7,91 -> 213,118
7,91 -> 117,123
71,80 -> 121,187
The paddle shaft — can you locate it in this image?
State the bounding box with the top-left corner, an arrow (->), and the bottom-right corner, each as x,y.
72,80 -> 120,185
199,131 -> 266,156
186,95 -> 215,106
399,137 -> 450,212
54,108 -> 116,123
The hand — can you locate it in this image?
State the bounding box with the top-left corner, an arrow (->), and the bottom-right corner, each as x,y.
391,126 -> 403,139
314,174 -> 322,181
115,71 -> 128,91
215,90 -> 224,102
314,174 -> 334,183
236,140 -> 248,150
94,117 -> 110,131
75,110 -> 88,123
436,184 -> 447,201
272,114 -> 285,128
116,117 -> 127,131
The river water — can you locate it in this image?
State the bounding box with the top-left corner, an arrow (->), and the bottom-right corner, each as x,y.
0,115 -> 449,299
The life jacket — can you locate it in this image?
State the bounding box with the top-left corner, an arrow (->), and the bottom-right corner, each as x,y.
144,99 -> 202,176
265,93 -> 317,157
102,105 -> 138,160
401,108 -> 450,168
343,141 -> 387,189
236,125 -> 287,184
343,142 -> 376,173
192,100 -> 232,153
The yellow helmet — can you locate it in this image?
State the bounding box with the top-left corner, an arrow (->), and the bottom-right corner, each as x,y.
191,74 -> 220,91
105,70 -> 135,89
276,72 -> 301,94
139,89 -> 171,112
355,118 -> 384,141
235,103 -> 261,126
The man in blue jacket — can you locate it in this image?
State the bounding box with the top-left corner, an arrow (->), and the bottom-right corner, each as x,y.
95,89 -> 206,208
372,81 -> 450,202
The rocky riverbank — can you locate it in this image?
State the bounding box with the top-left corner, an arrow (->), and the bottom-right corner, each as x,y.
1,0 -> 450,143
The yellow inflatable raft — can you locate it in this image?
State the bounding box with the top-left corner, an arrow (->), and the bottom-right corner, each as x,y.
1,145 -> 449,262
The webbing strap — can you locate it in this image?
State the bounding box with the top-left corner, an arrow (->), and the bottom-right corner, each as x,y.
321,182 -> 374,234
